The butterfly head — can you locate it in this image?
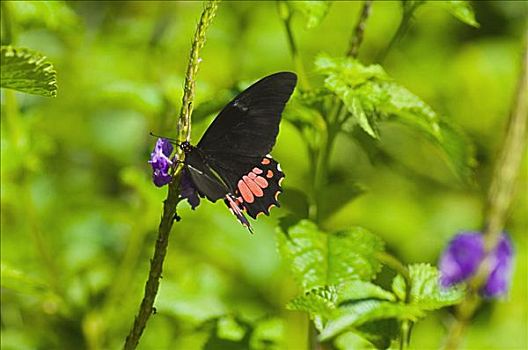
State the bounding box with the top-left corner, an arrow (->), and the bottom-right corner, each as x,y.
180,141 -> 193,154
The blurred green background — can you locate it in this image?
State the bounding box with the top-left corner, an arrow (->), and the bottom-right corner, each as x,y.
1,1 -> 526,349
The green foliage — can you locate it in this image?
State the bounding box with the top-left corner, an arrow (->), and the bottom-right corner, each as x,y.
436,1 -> 479,27
314,53 -> 475,181
286,1 -> 332,29
319,300 -> 424,341
401,0 -> 479,28
407,263 -> 465,310
0,45 -> 57,97
1,1 -> 524,350
277,219 -> 384,290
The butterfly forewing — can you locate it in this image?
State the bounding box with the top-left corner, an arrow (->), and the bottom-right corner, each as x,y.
197,72 -> 297,157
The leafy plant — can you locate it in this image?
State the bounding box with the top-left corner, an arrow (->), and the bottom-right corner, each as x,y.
0,45 -> 57,97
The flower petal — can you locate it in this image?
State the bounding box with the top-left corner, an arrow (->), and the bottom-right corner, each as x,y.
439,232 -> 485,287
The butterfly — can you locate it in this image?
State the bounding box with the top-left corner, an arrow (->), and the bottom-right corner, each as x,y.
179,72 -> 297,232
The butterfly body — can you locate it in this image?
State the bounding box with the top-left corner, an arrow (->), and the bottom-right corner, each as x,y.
179,72 -> 297,231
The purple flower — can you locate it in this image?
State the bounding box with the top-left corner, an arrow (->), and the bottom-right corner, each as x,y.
481,235 -> 513,297
149,138 -> 174,187
439,232 -> 485,287
439,231 -> 514,298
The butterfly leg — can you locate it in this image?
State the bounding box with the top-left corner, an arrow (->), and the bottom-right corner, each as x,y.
224,194 -> 253,233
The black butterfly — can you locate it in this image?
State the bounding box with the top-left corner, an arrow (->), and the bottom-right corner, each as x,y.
179,72 -> 297,232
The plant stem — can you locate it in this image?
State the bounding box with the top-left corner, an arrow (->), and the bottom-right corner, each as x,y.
377,1 -> 422,62
443,35 -> 528,350
177,0 -> 219,143
123,2 -> 219,349
277,0 -> 310,90
347,0 -> 373,58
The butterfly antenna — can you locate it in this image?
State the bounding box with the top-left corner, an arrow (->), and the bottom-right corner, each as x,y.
149,132 -> 181,145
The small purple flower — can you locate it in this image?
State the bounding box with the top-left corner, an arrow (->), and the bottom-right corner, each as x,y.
482,235 -> 513,297
149,138 -> 174,187
439,231 -> 514,298
439,232 -> 485,287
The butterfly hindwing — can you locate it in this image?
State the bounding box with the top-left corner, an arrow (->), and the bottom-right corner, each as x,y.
232,155 -> 284,219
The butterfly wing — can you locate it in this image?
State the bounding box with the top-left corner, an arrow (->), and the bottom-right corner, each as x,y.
188,72 -> 296,230
197,72 -> 297,157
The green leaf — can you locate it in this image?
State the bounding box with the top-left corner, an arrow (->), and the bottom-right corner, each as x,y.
277,220 -> 384,291
288,1 -> 332,29
338,280 -> 396,304
1,262 -> 51,296
391,274 -> 407,302
287,285 -> 339,321
217,316 -> 247,341
407,263 -> 464,310
319,300 -> 424,341
250,317 -> 284,350
287,281 -> 395,332
438,1 -> 479,27
315,54 -> 475,182
1,46 -> 57,97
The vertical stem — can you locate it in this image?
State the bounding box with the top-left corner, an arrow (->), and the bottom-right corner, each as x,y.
347,0 -> 373,58
377,1 -> 422,62
123,2 -> 219,349
443,35 -> 528,350
277,1 -> 310,90
1,1 -> 14,44
177,0 -> 220,143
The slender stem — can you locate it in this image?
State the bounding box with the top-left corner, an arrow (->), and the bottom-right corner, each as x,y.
277,1 -> 310,90
177,0 -> 220,143
443,35 -> 528,350
1,1 -> 14,45
377,1 -> 422,62
123,2 -> 219,349
347,0 -> 373,58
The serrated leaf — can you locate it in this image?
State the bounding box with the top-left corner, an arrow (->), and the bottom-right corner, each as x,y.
1,46 -> 57,97
438,1 -> 479,27
287,281 -> 395,333
407,263 -> 464,310
315,54 -> 475,182
288,1 -> 332,29
287,285 -> 339,321
319,300 -> 424,341
277,220 -> 384,291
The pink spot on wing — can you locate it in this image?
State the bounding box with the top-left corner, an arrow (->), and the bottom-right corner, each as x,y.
238,180 -> 254,203
248,172 -> 257,179
252,167 -> 263,174
266,170 -> 273,178
261,158 -> 270,165
254,176 -> 268,188
243,175 -> 263,197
